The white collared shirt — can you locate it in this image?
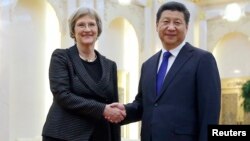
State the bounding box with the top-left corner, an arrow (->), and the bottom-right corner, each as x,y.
157,42 -> 186,77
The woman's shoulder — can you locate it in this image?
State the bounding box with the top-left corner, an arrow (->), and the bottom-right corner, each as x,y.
50,48 -> 69,61
96,51 -> 116,65
52,45 -> 76,55
102,56 -> 116,66
52,48 -> 67,55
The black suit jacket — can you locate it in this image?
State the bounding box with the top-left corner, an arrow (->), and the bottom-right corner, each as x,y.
42,45 -> 120,141
124,42 -> 221,141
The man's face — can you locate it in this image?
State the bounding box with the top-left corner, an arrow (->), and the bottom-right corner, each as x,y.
156,10 -> 188,50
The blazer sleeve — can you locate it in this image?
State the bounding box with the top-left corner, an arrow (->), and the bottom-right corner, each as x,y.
49,49 -> 106,119
196,52 -> 221,141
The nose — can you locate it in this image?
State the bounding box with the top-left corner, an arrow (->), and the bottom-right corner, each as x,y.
167,23 -> 175,30
83,25 -> 91,31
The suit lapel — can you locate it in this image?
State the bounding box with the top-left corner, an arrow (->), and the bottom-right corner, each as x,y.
67,45 -> 109,99
155,43 -> 194,101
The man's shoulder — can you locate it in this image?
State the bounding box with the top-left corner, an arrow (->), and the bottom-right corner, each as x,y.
142,52 -> 160,65
185,42 -> 211,55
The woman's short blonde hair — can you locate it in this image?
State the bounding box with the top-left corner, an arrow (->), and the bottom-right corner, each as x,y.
68,7 -> 102,39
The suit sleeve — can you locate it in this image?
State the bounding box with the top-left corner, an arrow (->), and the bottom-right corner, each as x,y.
49,49 -> 106,119
196,52 -> 221,141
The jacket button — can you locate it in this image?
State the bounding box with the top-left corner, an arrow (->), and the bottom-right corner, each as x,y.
154,103 -> 158,107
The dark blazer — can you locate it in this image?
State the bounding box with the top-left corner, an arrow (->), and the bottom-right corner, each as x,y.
124,42 -> 221,141
42,45 -> 120,141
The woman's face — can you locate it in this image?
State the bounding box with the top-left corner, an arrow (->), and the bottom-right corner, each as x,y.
74,15 -> 98,46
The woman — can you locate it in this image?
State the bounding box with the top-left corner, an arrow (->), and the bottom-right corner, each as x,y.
42,7 -> 125,141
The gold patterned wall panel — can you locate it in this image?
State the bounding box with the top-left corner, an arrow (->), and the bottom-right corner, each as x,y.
118,70 -> 130,104
117,70 -> 130,138
244,113 -> 250,124
221,93 -> 237,124
221,77 -> 250,124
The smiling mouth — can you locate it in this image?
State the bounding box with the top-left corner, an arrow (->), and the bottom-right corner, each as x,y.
83,35 -> 93,38
166,33 -> 176,36
165,35 -> 176,39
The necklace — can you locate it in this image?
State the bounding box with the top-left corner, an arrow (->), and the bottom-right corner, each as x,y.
79,54 -> 97,62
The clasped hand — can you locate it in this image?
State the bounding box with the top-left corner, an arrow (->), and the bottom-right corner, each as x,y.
103,103 -> 126,123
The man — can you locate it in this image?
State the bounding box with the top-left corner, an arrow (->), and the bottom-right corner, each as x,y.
109,1 -> 221,141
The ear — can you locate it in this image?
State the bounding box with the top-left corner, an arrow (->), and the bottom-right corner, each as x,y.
156,22 -> 159,32
186,24 -> 189,30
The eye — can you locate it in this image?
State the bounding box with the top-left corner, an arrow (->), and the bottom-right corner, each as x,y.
160,20 -> 169,26
163,20 -> 169,24
77,23 -> 86,27
88,23 -> 96,27
174,21 -> 182,26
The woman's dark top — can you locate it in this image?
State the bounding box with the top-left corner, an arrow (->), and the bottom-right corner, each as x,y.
81,56 -> 111,141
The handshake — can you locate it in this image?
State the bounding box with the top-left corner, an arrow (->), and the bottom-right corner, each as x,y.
103,103 -> 126,123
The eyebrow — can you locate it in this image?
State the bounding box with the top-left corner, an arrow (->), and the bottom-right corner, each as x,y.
160,17 -> 183,21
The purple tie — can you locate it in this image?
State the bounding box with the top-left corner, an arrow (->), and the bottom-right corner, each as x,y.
156,52 -> 171,95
